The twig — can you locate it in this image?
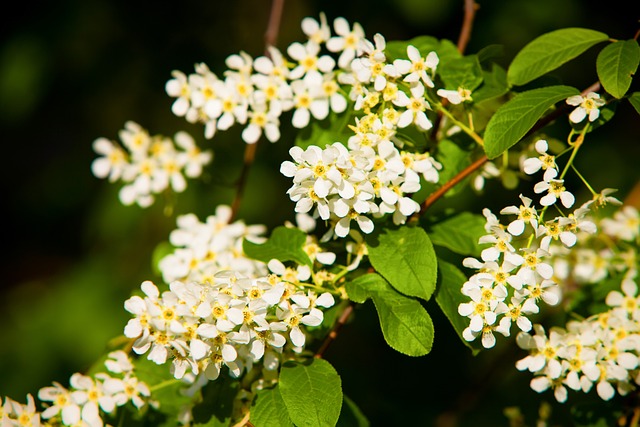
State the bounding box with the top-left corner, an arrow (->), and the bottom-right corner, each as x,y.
314,302 -> 355,358
457,0 -> 479,54
420,155 -> 488,213
264,0 -> 285,52
228,0 -> 285,223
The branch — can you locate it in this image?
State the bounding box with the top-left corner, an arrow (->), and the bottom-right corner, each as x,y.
457,0 -> 479,54
264,0 -> 285,52
420,155 -> 488,213
228,0 -> 285,223
314,302 -> 355,358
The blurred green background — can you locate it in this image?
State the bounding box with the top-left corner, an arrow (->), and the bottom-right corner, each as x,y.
1,0 -> 638,425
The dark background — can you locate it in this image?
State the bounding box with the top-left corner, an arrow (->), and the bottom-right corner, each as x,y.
1,0 -> 638,425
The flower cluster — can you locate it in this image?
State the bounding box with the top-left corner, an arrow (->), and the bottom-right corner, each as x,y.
91,121 -> 212,207
458,139 -> 602,348
124,272 -> 336,385
164,14 -> 357,143
517,275 -> 640,403
158,204 -> 268,284
281,131 -> 441,239
1,351 -> 150,427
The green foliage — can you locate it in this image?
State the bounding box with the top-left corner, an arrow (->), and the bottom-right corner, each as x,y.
596,39 -> 640,99
434,259 -> 480,353
439,55 -> 484,91
365,224 -> 437,301
507,28 -> 609,86
295,111 -> 353,150
251,385 -> 294,427
483,85 -> 580,159
472,64 -> 510,103
385,35 -> 461,63
426,211 -> 486,256
279,359 -> 343,427
431,139 -> 472,196
243,226 -> 312,266
336,396 -> 370,427
345,273 -> 434,356
629,91 -> 640,115
191,376 -> 240,427
134,357 -> 199,424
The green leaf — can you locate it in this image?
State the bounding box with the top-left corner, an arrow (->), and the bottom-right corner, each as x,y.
483,85 -> 580,159
507,28 -> 609,86
243,226 -> 312,267
337,396 -> 370,427
472,64 -> 509,103
365,225 -> 438,301
192,375 -> 240,427
597,39 -> 640,99
133,357 -> 197,420
250,385 -> 293,427
384,35 -> 440,61
427,212 -> 486,256
384,36 -> 461,64
435,260 -> 479,353
628,92 -> 640,116
295,111 -> 353,150
279,358 -> 342,427
432,139 -> 472,196
476,44 -> 505,65
439,55 -> 483,92
345,274 -> 434,356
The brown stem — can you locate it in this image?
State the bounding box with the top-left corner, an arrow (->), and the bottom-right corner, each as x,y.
457,0 -> 479,54
228,0 -> 285,223
421,155 -> 488,214
314,302 -> 355,358
264,0 -> 285,53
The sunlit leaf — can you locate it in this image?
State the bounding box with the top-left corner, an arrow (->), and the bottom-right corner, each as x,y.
365,225 -> 437,301
345,273 -> 434,356
483,85 -> 579,159
597,39 -> 640,99
279,359 -> 342,427
243,226 -> 312,266
507,28 -> 608,86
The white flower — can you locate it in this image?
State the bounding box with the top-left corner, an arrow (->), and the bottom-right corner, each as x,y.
91,138 -> 128,182
241,102 -> 281,143
326,17 -> 365,69
534,178 -> 575,208
70,373 -> 116,427
165,70 -> 193,117
522,139 -> 558,181
287,41 -> 335,81
566,92 -> 605,123
437,87 -> 472,104
301,13 -> 330,46
500,194 -> 538,236
394,45 -> 439,87
39,382 -> 81,425
393,83 -> 433,130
